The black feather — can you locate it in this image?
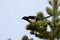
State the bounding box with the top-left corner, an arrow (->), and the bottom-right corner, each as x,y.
22,16 -> 51,23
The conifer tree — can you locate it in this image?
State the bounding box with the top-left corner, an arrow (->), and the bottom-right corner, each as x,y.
22,0 -> 60,40
22,35 -> 33,40
7,38 -> 11,40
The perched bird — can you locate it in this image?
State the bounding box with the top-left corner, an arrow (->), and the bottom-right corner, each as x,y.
22,16 -> 36,23
22,16 -> 51,23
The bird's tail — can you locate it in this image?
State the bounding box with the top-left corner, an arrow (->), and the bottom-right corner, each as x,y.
40,16 -> 51,20
45,16 -> 51,18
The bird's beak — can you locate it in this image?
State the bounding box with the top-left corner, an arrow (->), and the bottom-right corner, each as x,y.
21,17 -> 23,19
21,18 -> 23,19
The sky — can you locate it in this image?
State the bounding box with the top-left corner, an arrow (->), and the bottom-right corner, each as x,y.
0,0 -> 54,40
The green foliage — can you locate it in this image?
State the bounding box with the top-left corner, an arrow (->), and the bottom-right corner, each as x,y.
58,11 -> 60,15
22,35 -> 28,40
22,35 -> 33,40
7,38 -> 11,40
22,0 -> 60,40
58,0 -> 60,7
46,7 -> 53,16
37,12 -> 44,19
49,0 -> 53,6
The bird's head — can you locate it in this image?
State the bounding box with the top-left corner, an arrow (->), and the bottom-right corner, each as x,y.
22,16 -> 28,20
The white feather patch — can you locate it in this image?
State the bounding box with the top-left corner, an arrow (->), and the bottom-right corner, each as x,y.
29,18 -> 36,22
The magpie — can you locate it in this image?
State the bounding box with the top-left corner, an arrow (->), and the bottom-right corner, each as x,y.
22,16 -> 51,23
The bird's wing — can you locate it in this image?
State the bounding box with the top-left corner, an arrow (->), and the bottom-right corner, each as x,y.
28,16 -> 36,19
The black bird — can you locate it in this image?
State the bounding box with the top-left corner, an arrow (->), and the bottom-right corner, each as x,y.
22,16 -> 51,23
